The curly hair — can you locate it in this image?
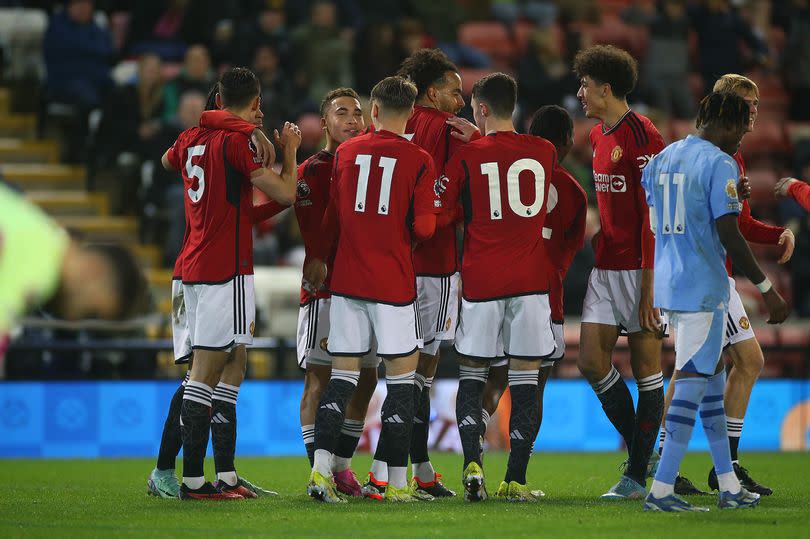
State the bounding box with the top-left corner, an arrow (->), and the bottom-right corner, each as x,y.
397,49 -> 458,99
320,87 -> 361,117
573,45 -> 638,99
695,92 -> 749,132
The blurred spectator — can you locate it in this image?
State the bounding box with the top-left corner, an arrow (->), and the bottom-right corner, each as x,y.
516,29 -> 577,127
783,0 -> 810,121
163,44 -> 215,119
624,0 -> 694,119
688,0 -> 769,94
240,7 -> 291,69
291,0 -> 354,106
410,0 -> 491,68
0,6 -> 48,80
253,42 -> 295,132
285,0 -> 363,36
354,22 -> 407,95
94,53 -> 167,213
491,0 -> 558,28
147,90 -> 205,262
126,0 -> 212,61
43,0 -> 114,162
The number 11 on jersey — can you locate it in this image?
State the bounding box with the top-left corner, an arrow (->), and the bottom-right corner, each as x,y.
355,154 -> 396,215
658,172 -> 686,234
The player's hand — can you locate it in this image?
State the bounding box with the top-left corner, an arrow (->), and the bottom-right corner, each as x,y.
777,228 -> 795,264
762,287 -> 789,324
276,121 -> 302,150
446,117 -> 480,142
737,176 -> 751,201
251,128 -> 275,168
639,297 -> 662,334
774,177 -> 798,199
303,258 -> 327,292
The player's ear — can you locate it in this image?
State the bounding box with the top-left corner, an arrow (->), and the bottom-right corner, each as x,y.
320,115 -> 327,132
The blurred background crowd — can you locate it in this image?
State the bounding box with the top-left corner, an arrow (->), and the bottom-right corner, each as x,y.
0,0 -> 808,379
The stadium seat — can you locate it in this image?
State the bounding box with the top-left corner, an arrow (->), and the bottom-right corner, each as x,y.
26,190 -> 109,216
513,21 -> 565,56
740,120 -> 788,158
0,138 -> 58,163
458,21 -> 515,63
459,68 -> 494,95
0,163 -> 85,189
584,16 -> 649,60
669,119 -> 695,142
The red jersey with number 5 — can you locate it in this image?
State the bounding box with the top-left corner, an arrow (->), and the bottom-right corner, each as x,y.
590,110 -> 664,270
329,130 -> 440,305
442,132 -> 557,301
543,165 -> 587,322
166,127 -> 262,283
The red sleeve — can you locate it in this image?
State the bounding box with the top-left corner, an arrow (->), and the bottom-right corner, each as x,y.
561,189 -> 588,275
413,158 -> 442,217
788,180 -> 810,211
200,110 -> 256,136
738,199 -> 784,244
251,200 -> 289,223
225,133 -> 263,177
637,126 -> 665,269
166,140 -> 181,170
439,152 -> 465,214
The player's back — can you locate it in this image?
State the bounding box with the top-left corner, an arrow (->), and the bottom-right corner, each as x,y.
167,126 -> 259,283
449,132 -> 557,301
329,130 -> 436,305
643,134 -> 741,312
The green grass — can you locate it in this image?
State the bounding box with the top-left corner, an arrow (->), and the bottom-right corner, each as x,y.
2,453 -> 808,538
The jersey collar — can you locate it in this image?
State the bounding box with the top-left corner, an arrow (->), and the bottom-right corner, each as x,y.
601,109 -> 633,136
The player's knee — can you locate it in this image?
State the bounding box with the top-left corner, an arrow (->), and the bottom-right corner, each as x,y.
734,344 -> 764,379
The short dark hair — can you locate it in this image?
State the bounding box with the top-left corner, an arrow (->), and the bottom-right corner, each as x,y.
528,105 -> 573,148
320,87 -> 361,117
695,91 -> 749,132
370,76 -> 418,115
218,67 -> 260,109
573,45 -> 638,99
471,72 -> 517,118
397,49 -> 459,100
86,244 -> 151,320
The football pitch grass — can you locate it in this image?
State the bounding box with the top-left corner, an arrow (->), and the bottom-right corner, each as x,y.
3,452 -> 809,538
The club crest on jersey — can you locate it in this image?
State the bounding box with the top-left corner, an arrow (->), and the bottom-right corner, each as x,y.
611,145 -> 623,162
726,179 -> 738,199
445,317 -> 452,331
320,338 -> 328,351
434,175 -> 449,198
297,180 -> 311,199
249,321 -> 255,336
739,317 -> 750,330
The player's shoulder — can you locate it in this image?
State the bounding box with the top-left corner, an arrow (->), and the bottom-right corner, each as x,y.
412,105 -> 454,124
299,150 -> 333,177
625,111 -> 662,145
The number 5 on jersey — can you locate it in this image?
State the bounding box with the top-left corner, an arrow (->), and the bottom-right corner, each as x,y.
186,145 -> 206,203
354,154 -> 396,215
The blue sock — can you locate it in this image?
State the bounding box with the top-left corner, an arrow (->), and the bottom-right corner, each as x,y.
654,378 -> 707,486
699,371 -> 733,476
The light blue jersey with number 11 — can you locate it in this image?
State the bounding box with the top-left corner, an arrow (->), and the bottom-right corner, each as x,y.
641,134 -> 741,312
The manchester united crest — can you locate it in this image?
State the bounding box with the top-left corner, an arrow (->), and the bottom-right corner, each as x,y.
320,338 -> 329,351
739,317 -> 750,330
249,321 -> 255,336
445,317 -> 452,332
611,145 -> 623,162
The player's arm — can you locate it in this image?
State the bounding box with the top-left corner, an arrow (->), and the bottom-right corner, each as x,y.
161,141 -> 180,172
302,197 -> 338,291
737,199 -> 793,264
200,110 -> 275,168
250,122 -> 301,205
446,116 -> 482,144
776,176 -> 810,211
636,135 -> 664,333
251,200 -> 289,223
561,197 -> 588,275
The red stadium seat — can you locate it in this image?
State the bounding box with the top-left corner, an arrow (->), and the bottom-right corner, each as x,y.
668,119 -> 694,142
459,68 -> 494,96
458,22 -> 516,63
583,16 -> 649,60
513,21 -> 565,56
739,121 -> 788,158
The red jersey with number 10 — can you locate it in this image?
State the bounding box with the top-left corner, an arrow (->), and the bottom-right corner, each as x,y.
166,128 -> 262,283
590,110 -> 664,270
442,132 -> 557,301
329,130 -> 440,305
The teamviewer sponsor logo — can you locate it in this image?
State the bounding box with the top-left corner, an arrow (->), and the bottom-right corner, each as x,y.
594,173 -> 627,193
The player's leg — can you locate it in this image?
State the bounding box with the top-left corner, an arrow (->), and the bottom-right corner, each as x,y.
298,298 -> 332,467
710,282 -> 771,495
481,360 -> 507,455
498,294 -> 555,502
178,281 -> 241,500
148,279 -> 192,498
454,298 -> 502,502
300,364 -> 331,466
372,300 -> 426,502
579,271 -> 635,454
332,362 -> 378,497
308,296 -> 369,503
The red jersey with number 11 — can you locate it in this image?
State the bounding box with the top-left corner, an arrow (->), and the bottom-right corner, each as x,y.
166,128 -> 262,283
442,131 -> 557,301
328,130 -> 440,305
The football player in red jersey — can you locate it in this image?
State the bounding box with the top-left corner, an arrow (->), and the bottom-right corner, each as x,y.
659,74 -> 794,496
361,48 -> 478,500
480,105 -> 587,485
573,45 -> 667,499
303,76 -> 443,503
147,85 -> 282,500
160,68 -> 301,500
440,73 -> 558,502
